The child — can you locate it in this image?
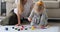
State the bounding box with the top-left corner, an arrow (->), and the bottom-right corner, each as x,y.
28,1 -> 48,28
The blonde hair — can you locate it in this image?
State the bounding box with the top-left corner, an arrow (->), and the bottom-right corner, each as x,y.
33,1 -> 45,11
17,0 -> 24,14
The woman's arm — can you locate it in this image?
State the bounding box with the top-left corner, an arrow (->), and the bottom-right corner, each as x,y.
16,0 -> 21,25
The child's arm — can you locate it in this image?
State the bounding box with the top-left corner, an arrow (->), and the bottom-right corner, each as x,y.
40,11 -> 48,21
40,14 -> 44,22
28,10 -> 34,22
40,3 -> 48,21
44,10 -> 48,19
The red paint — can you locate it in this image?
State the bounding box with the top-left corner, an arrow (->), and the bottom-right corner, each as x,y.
22,26 -> 24,28
21,28 -> 23,30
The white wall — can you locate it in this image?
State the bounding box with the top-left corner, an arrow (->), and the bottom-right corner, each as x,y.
0,0 -> 15,16
5,0 -> 15,16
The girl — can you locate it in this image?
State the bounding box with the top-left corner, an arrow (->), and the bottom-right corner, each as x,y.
28,1 -> 48,28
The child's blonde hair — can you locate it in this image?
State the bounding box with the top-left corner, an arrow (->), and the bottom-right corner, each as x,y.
33,1 -> 45,11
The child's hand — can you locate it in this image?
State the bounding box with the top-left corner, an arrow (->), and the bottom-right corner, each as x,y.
28,18 -> 32,22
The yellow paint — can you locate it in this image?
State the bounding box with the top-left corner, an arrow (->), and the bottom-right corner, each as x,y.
31,26 -> 35,30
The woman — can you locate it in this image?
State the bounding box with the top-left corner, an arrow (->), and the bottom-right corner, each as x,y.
14,0 -> 33,26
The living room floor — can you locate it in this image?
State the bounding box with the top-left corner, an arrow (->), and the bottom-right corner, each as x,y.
0,19 -> 60,32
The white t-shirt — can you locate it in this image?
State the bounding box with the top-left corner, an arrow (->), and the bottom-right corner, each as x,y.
14,0 -> 33,17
